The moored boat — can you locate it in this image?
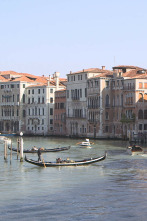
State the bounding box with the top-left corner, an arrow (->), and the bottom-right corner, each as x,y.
8,145 -> 71,153
127,145 -> 143,155
25,152 -> 107,167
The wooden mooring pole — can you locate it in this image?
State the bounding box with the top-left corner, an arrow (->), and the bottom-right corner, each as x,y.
4,140 -> 7,161
10,139 -> 12,164
17,138 -> 19,160
20,132 -> 23,162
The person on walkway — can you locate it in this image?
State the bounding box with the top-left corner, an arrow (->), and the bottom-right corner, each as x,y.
37,148 -> 42,161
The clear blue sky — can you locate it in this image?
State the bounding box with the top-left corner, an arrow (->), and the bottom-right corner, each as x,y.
0,0 -> 147,77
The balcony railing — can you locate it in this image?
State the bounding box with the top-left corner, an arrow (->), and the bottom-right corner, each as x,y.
123,86 -> 135,90
67,114 -> 86,119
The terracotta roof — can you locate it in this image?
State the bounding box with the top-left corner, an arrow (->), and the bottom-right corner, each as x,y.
68,68 -> 112,75
123,68 -> 147,79
11,76 -> 34,82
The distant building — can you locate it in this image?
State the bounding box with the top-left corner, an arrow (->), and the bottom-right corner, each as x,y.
66,67 -> 111,137
54,89 -> 66,136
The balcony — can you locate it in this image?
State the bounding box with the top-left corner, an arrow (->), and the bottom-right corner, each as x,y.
120,114 -> 135,123
67,114 -> 86,119
123,86 -> 135,91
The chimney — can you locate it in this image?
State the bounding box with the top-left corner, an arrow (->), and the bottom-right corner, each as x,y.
54,72 -> 60,90
102,66 -> 105,70
70,71 -> 72,74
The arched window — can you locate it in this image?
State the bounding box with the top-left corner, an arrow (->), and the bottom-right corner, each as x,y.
138,109 -> 143,119
144,94 -> 147,102
139,93 -> 143,102
106,95 -> 109,107
144,110 -> 147,119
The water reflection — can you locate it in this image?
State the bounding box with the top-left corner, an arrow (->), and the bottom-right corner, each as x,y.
1,137 -> 147,220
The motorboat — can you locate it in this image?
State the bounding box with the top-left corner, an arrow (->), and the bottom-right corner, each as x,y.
76,139 -> 94,147
127,145 -> 143,155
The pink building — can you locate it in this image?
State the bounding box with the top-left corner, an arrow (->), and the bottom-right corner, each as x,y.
54,89 -> 66,136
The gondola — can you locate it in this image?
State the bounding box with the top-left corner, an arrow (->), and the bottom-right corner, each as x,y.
25,152 -> 107,167
8,145 -> 71,153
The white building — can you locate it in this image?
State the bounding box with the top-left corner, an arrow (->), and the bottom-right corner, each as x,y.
66,67 -> 110,137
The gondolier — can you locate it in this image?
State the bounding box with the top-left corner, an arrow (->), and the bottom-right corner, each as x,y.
37,148 -> 42,161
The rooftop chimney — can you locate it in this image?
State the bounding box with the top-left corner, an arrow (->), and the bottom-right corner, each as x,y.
102,66 -> 105,70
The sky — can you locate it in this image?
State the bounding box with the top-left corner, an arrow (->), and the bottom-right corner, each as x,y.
0,0 -> 147,78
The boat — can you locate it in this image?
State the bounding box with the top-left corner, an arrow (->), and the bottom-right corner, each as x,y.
0,136 -> 11,145
25,152 -> 107,167
127,145 -> 143,155
8,145 -> 71,153
76,139 -> 94,147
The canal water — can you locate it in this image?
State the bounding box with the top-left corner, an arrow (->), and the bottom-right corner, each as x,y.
0,137 -> 147,221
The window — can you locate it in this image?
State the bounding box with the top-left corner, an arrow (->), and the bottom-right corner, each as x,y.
23,110 -> 26,117
105,81 -> 109,88
17,84 -> 19,88
28,98 -> 30,104
17,94 -> 19,102
50,97 -> 53,103
139,82 -> 143,89
67,90 -> 69,98
139,93 -> 143,102
1,85 -> 4,89
42,119 -> 44,125
32,89 -> 34,94
80,89 -> 82,98
38,89 -> 40,94
28,90 -> 30,94
85,88 -> 87,97
42,97 -> 44,103
50,119 -> 53,124
11,84 -> 14,88
50,108 -> 53,115
144,110 -> 147,119
32,97 -> 34,103
105,95 -> 109,107
42,108 -> 44,115
23,84 -> 25,88
105,126 -> 109,132
38,97 -> 40,104
139,124 -> 142,130
144,94 -> 147,102
138,109 -> 143,119
105,112 -> 109,120
23,94 -> 25,103
50,89 -> 53,93
144,124 -> 147,130
43,88 -> 45,93
144,83 -> 147,89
